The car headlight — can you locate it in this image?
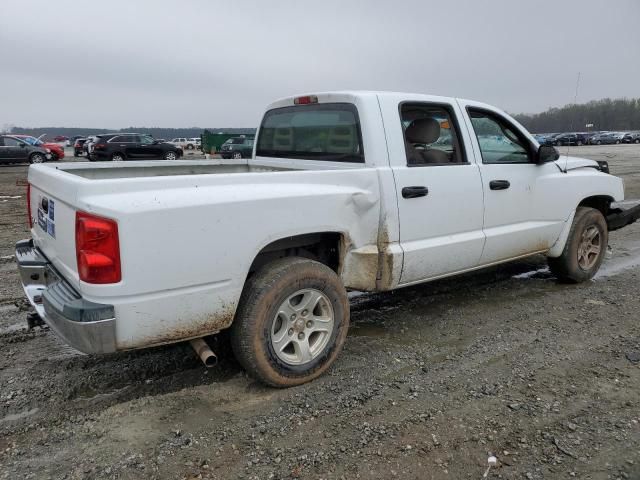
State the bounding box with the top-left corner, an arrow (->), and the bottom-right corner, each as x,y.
45,148 -> 51,153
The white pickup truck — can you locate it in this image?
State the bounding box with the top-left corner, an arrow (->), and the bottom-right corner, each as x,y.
17,91 -> 640,387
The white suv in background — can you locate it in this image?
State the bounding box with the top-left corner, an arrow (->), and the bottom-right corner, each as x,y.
170,137 -> 200,150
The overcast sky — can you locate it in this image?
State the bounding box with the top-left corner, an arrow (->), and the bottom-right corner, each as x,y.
1,0 -> 638,128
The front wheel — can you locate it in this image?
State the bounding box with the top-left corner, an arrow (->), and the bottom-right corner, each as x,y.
616,140 -> 621,144
111,153 -> 125,162
231,257 -> 349,387
548,206 -> 608,283
232,151 -> 243,159
164,151 -> 178,160
29,153 -> 45,164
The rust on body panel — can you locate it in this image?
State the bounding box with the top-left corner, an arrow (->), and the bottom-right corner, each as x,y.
117,304 -> 236,351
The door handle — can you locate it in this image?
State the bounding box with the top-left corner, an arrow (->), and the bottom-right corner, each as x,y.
402,186 -> 429,198
489,180 -> 510,190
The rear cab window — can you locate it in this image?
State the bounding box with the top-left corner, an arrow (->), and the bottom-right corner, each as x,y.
256,103 -> 364,163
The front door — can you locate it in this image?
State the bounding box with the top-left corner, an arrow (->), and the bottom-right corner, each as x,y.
463,106 -> 567,264
379,98 -> 486,285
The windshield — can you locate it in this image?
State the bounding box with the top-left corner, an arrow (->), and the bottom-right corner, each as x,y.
256,103 -> 364,163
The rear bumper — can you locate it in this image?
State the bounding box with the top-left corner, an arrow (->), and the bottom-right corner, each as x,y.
15,239 -> 116,354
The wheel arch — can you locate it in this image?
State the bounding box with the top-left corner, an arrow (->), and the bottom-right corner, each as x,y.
548,195 -> 614,258
247,231 -> 347,280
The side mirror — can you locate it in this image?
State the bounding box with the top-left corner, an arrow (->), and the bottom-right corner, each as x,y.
536,144 -> 559,164
19,143 -> 26,148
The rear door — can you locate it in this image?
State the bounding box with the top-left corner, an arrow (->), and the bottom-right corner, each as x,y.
378,95 -> 485,285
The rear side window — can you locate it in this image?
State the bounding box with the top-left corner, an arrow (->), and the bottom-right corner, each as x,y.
256,103 -> 364,163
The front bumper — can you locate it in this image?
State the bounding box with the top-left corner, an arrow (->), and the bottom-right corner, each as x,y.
15,239 -> 116,354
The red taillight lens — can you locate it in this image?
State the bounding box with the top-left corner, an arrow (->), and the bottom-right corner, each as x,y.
94,143 -> 106,150
26,183 -> 32,228
294,95 -> 318,105
75,211 -> 121,284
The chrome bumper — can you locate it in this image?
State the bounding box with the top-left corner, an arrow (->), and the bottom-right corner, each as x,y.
15,239 -> 116,354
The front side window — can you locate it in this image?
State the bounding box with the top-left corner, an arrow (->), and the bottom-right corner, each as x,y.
401,103 -> 465,166
468,109 -> 532,164
139,135 -> 153,144
256,103 -> 364,163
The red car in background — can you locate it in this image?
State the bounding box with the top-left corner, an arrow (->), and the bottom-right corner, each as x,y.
11,135 -> 65,160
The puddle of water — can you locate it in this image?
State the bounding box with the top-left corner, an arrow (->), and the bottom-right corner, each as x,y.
596,255 -> 640,278
0,407 -> 39,423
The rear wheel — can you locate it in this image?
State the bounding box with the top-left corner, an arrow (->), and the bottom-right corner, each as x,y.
577,140 -> 583,146
231,257 -> 349,387
635,139 -> 640,144
616,140 -> 621,144
548,207 -> 608,283
29,153 -> 45,164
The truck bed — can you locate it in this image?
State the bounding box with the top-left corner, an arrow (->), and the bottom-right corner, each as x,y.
53,160 -> 294,180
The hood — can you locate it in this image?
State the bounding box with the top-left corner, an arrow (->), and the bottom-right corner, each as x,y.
554,155 -> 599,171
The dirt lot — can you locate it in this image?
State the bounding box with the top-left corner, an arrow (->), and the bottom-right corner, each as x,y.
1,145 -> 639,480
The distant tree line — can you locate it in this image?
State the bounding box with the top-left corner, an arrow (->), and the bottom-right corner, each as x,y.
513,98 -> 640,134
3,126 -> 256,140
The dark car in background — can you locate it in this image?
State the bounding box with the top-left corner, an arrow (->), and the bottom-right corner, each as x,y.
0,135 -> 52,164
11,134 -> 65,160
623,132 -> 640,144
73,138 -> 86,157
220,136 -> 254,159
89,133 -> 183,161
554,132 -> 591,146
589,132 -> 620,145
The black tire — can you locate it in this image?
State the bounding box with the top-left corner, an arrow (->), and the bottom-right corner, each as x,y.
548,207 -> 608,283
186,144 -> 194,150
163,150 -> 178,160
233,151 -> 243,159
635,139 -> 640,144
616,140 -> 620,144
73,152 -> 79,157
231,257 -> 349,387
577,141 -> 583,146
597,140 -> 602,145
29,153 -> 45,164
111,152 -> 125,162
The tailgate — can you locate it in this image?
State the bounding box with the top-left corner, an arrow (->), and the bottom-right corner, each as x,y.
28,168 -> 80,288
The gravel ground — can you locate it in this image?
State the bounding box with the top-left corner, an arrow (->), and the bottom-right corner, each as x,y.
1,145 -> 639,479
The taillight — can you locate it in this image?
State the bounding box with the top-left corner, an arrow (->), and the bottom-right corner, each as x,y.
75,211 -> 121,284
26,183 -> 32,228
294,95 -> 318,105
94,143 -> 106,150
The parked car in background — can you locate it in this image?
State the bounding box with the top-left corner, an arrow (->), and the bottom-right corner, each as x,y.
53,135 -> 68,142
89,133 -> 183,161
612,132 -> 626,144
220,136 -> 254,159
589,132 -> 619,145
188,137 -> 202,150
11,134 -> 65,160
83,135 -> 102,158
169,137 -> 198,150
623,132 -> 640,144
73,138 -> 86,157
0,135 -> 52,164
555,132 -> 591,146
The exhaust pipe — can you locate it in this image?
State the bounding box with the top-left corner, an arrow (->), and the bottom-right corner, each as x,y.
190,338 -> 217,367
